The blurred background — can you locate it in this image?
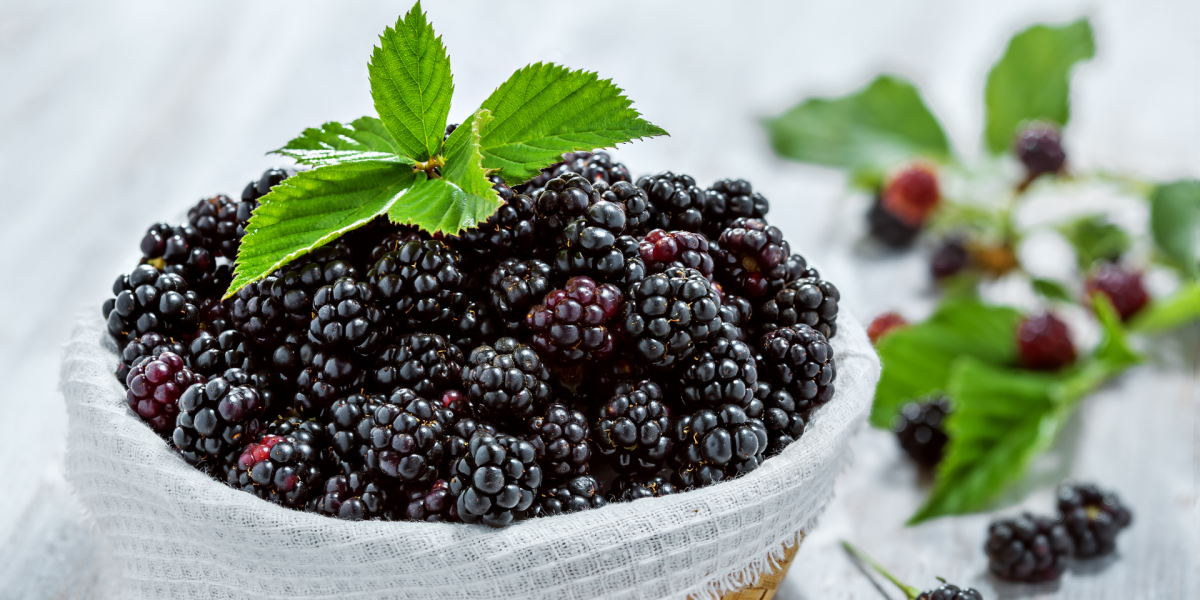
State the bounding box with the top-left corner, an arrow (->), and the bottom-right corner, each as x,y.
0,0 -> 1196,597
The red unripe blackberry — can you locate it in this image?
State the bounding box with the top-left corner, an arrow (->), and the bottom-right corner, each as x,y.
712,218 -> 795,298
314,471 -> 398,521
526,276 -> 623,364
364,389 -> 451,484
638,229 -> 714,277
1057,481 -> 1132,558
620,267 -> 723,369
881,164 -> 939,227
1018,313 -> 1076,370
1085,263 -> 1150,322
372,333 -> 464,397
757,324 -> 836,405
403,478 -> 457,522
125,351 -> 203,435
525,403 -> 591,482
671,404 -> 768,488
463,337 -> 554,422
227,433 -> 323,508
594,380 -> 672,475
369,239 -> 466,330
1015,122 -> 1066,179
187,194 -> 241,257
985,513 -> 1074,582
636,171 -> 707,233
867,312 -> 908,344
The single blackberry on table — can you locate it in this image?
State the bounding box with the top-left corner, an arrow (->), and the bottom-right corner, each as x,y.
271,244 -> 359,331
115,331 -> 186,382
1015,123 -> 1067,180
324,393 -> 386,475
892,398 -> 950,467
619,266 -> 723,369
843,542 -> 984,600
308,277 -> 389,357
985,513 -> 1074,582
715,293 -> 753,342
703,178 -> 770,238
448,300 -> 499,355
553,198 -> 628,281
187,194 -> 241,257
188,330 -> 255,377
403,479 -> 457,522
594,380 -> 672,475
463,337 -> 554,422
528,475 -> 606,517
757,324 -> 836,406
636,171 -> 707,233
525,403 -> 591,481
638,229 -> 714,277
931,237 -> 971,280
487,258 -> 554,332
1056,481 -> 1132,558
534,172 -> 603,235
610,475 -> 677,502
125,351 -> 203,435
448,431 -> 543,528
1085,263 -> 1150,322
526,276 -> 624,365
680,337 -> 759,410
372,333 -> 464,397
866,311 -> 907,344
868,197 -> 922,248
1018,313 -> 1076,371
756,382 -> 807,455
365,389 -> 451,484
758,275 -> 840,339
369,239 -> 466,330
227,432 -> 323,508
712,218 -> 797,299
314,471 -> 397,521
457,176 -> 537,258
105,265 -> 200,344
174,375 -> 265,468
671,404 -> 768,488
600,180 -> 652,235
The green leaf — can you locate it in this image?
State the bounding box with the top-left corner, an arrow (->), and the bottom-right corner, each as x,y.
983,19 -> 1095,154
1058,215 -> 1131,270
387,109 -> 502,233
274,117 -> 414,167
368,2 -> 454,161
226,161 -> 418,298
1149,180 -> 1200,277
764,75 -> 950,174
1128,280 -> 1200,334
871,300 -> 1023,428
1031,277 -> 1073,302
476,62 -> 668,184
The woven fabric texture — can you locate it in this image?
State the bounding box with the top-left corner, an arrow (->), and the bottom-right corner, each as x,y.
61,308 -> 879,600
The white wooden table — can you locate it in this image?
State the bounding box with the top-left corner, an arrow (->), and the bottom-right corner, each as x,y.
1,1 -> 1196,598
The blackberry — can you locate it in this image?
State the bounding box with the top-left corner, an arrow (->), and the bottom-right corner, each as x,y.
868,197 -> 921,248
931,237 -> 971,279
463,337 -> 553,422
712,218 -> 796,299
443,416 -> 497,472
227,432 -> 323,507
985,513 -> 1074,582
526,276 -> 623,364
1015,123 -> 1066,180
613,234 -> 649,288
757,382 -> 807,455
867,311 -> 907,344
892,398 -> 950,467
115,331 -> 186,383
757,324 -> 836,406
599,180 -> 652,235
292,352 -> 366,419
1086,263 -> 1149,322
229,274 -> 286,346
636,171 -> 707,233
366,229 -> 429,264
552,151 -> 632,187
364,389 -> 450,484
553,198 -> 628,281
368,239 -> 466,330
448,431 -> 543,528
487,258 -> 554,332
403,479 -> 457,522
715,294 -> 753,342
308,277 -> 388,357
513,151 -> 591,195
882,164 -> 940,227
125,351 -> 203,435
372,334 -> 464,397
105,265 -> 200,344
457,177 -> 537,258
138,221 -> 229,297
528,475 -> 606,517
1056,482 -> 1132,558
266,414 -> 326,450
325,393 -> 386,475
314,471 -> 397,521
1018,313 -> 1076,370
534,172 -> 602,236
703,178 -> 770,238
619,267 -> 722,369
173,375 -> 265,468
671,404 -> 768,488
917,584 -> 983,600
237,167 -> 291,236
197,297 -> 233,335
525,403 -> 591,481
188,330 -> 254,378
637,229 -> 714,277
448,300 -> 499,355
594,380 -> 672,475
758,275 -> 840,339
187,194 -> 241,257
271,244 -> 359,331
610,475 -> 677,502
680,337 -> 759,410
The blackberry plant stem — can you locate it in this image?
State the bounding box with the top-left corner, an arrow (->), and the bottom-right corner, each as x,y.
841,541 -> 921,600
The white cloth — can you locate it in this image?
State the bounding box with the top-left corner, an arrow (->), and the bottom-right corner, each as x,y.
59,310 -> 878,600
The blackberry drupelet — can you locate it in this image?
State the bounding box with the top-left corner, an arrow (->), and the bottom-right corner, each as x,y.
325,393 -> 385,475
367,229 -> 429,264
619,267 -> 722,369
704,178 -> 770,238
680,337 -> 759,410
487,258 -> 554,332
758,324 -> 836,406
1018,313 -> 1076,371
138,221 -> 230,297
457,176 -> 537,258
369,238 -> 466,330
757,382 -> 807,455
712,218 -> 795,299
266,414 -> 327,453
610,475 -> 677,502
227,432 -> 323,507
443,416 -> 496,471
600,180 -> 652,235
892,398 -> 950,467
985,513 -> 1074,582
1015,123 -> 1066,180
187,194 -> 241,257
271,244 -> 359,332
403,479 -> 457,522
613,235 -> 649,288
638,229 -> 714,277
463,337 -> 553,422
671,404 -> 768,488
594,380 -> 672,475
308,277 -> 389,357
534,172 -> 602,236
116,331 -> 185,382
553,198 -> 628,281
1086,263 -> 1150,322
448,431 -> 543,528
174,375 -> 265,468
372,333 -> 464,397
525,403 -> 591,481
715,293 -> 753,342
759,275 -> 840,339
636,171 -> 707,233
526,276 -> 623,364
1056,481 -> 1132,558
105,265 -> 200,344
188,330 -> 255,377
125,351 -> 203,435
365,389 -> 450,484
314,471 -> 397,521
529,475 -> 606,517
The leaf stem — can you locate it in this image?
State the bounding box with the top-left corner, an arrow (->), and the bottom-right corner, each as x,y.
412,155 -> 445,178
841,541 -> 922,600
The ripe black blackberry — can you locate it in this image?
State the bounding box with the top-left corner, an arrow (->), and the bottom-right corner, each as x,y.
314,471 -> 397,521
308,277 -> 388,357
369,239 -> 466,330
372,333 -> 464,397
916,583 -> 983,600
759,275 -> 841,339
125,351 -> 203,435
443,416 -> 496,471
366,229 -> 428,264
985,513 -> 1074,582
594,380 -> 672,475
600,180 -> 652,235
637,229 -> 714,277
448,431 -> 543,528
554,151 -> 632,186
187,194 -> 241,257
892,398 -> 951,468
553,198 -> 629,282
525,403 -> 591,481
528,475 -> 606,517
324,393 -> 385,475
671,404 -> 768,488
137,220 -> 230,297
197,297 -> 232,334
636,171 -> 707,233
619,267 -> 722,369
237,167 -> 291,236
1057,482 -> 1132,558
292,351 -> 366,419
681,337 -> 759,410
1015,123 -> 1066,180
266,414 -> 327,450
613,234 -> 649,288
703,179 -> 770,238
457,176 -> 537,258
105,265 -> 201,344
403,479 -> 457,522
271,243 -> 359,332
756,382 -> 807,455
227,432 -> 323,508
174,376 -> 265,468
229,274 -> 286,346
610,475 -> 677,502
931,237 -> 971,280
534,172 -> 603,236
526,276 -> 624,365
448,300 -> 499,355
868,196 -> 921,249
715,293 -> 753,342
757,324 -> 836,406
487,258 -> 554,332
115,331 -> 186,382
712,218 -> 796,299
188,330 -> 255,378
463,337 -> 554,422
364,389 -> 451,484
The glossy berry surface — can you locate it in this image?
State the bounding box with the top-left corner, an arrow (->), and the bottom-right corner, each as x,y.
704,178 -> 769,238
1057,481 -> 1132,558
525,403 -> 591,482
594,380 -> 672,475
125,351 -> 202,435
529,475 -> 606,517
553,199 -> 628,281
610,475 -> 677,502
228,433 -> 324,507
313,471 -> 396,521
672,404 -> 768,488
173,375 -> 265,467
916,583 -> 983,600
463,337 -> 553,422
985,513 -> 1074,582
105,265 -> 200,343
365,390 -> 450,483
758,275 -> 840,339
309,277 -> 388,356
712,218 -> 794,298
620,267 -> 722,369
372,333 -> 464,397
757,382 -> 807,456
636,171 -> 707,233
757,324 -> 837,406
534,172 -> 602,235
449,431 -> 543,528
369,239 -> 466,330
403,478 -> 457,522
681,337 -> 759,410
1018,313 -> 1076,370
526,276 -> 623,364
487,258 -> 554,332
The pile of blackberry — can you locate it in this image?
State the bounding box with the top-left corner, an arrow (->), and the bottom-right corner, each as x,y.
104,158 -> 842,528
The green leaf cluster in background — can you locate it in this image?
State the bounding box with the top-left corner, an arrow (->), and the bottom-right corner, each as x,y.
1149,180 -> 1200,278
228,2 -> 666,298
1059,215 -> 1131,270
